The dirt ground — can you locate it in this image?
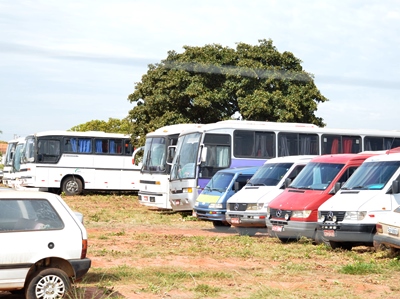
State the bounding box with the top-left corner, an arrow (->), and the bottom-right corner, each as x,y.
0,224 -> 398,299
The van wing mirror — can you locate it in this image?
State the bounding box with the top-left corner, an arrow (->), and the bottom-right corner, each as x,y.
166,145 -> 176,165
234,181 -> 240,192
392,180 -> 400,194
334,182 -> 342,193
283,178 -> 292,189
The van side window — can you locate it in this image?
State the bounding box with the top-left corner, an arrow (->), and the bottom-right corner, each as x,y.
337,167 -> 358,186
233,175 -> 254,190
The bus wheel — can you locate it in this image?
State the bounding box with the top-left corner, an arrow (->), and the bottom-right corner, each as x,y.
212,221 -> 231,231
62,177 -> 83,196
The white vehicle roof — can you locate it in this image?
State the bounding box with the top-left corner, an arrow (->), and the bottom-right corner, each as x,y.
146,124 -> 203,137
363,152 -> 400,163
262,155 -> 318,165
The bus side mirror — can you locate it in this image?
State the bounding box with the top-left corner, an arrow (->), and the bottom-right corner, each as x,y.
392,180 -> 400,194
166,146 -> 176,165
200,146 -> 207,163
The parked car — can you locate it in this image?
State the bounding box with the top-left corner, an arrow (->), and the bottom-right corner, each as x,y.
374,206 -> 400,253
193,167 -> 258,230
0,190 -> 91,298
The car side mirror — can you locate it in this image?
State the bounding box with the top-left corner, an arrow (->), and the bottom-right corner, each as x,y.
392,180 -> 400,194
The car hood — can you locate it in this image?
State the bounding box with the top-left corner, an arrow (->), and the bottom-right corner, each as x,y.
268,189 -> 329,211
227,186 -> 277,204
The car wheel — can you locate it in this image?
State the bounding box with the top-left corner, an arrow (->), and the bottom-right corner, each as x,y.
62,177 -> 83,196
212,221 -> 231,231
25,268 -> 71,299
235,227 -> 258,236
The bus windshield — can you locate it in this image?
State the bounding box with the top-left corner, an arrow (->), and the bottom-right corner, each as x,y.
290,162 -> 344,190
248,162 -> 293,186
170,132 -> 201,180
142,137 -> 167,172
341,161 -> 400,190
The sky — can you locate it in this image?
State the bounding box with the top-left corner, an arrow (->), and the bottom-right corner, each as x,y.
1,0 -> 400,142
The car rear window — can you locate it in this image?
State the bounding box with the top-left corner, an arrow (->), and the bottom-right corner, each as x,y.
0,199 -> 64,232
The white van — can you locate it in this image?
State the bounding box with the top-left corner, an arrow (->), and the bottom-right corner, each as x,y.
225,156 -> 316,236
317,151 -> 400,250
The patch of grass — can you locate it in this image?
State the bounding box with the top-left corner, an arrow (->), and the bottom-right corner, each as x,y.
339,261 -> 380,275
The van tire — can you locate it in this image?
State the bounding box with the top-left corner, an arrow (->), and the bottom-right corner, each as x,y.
25,268 -> 71,299
212,221 -> 231,231
329,241 -> 353,250
62,177 -> 83,196
235,227 -> 258,236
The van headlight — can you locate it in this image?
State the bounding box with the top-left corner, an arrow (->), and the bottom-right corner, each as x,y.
209,203 -> 223,209
291,210 -> 312,219
344,211 -> 366,221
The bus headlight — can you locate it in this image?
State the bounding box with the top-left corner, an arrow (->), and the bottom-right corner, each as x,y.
291,210 -> 312,219
183,187 -> 193,193
344,211 -> 366,221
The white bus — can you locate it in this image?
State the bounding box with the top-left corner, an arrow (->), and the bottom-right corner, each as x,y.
2,137 -> 25,187
169,120 -> 400,212
135,124 -> 202,209
12,131 -> 140,195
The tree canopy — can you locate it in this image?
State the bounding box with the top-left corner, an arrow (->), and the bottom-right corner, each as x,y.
127,39 -> 328,147
69,118 -> 132,134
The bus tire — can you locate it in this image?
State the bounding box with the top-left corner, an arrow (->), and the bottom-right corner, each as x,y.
62,177 -> 83,196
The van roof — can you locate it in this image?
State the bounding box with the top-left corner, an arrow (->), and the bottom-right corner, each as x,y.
216,166 -> 259,175
364,152 -> 400,163
309,153 -> 377,164
263,155 -> 318,165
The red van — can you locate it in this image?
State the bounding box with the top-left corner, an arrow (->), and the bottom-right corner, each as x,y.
266,153 -> 376,243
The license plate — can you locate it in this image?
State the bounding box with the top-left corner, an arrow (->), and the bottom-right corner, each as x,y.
323,230 -> 335,237
388,226 -> 399,236
272,225 -> 283,232
231,218 -> 240,224
143,196 -> 148,202
192,211 -> 197,217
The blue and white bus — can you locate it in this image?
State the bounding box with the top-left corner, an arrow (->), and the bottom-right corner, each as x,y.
12,131 -> 140,195
136,124 -> 202,209
169,120 -> 400,212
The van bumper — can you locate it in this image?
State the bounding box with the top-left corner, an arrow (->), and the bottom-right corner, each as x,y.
267,220 -> 317,239
226,212 -> 267,228
193,208 -> 227,222
318,223 -> 375,244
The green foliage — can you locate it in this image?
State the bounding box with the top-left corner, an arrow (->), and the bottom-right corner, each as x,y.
69,117 -> 132,134
128,39 -> 328,147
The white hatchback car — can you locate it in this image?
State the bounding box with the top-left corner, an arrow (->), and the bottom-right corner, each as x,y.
0,190 -> 91,299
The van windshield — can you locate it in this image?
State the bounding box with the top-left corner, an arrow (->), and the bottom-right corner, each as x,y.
341,161 -> 400,190
205,172 -> 234,193
290,162 -> 344,190
247,163 -> 293,186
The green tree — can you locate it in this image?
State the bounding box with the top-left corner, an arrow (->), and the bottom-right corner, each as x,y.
128,39 -> 328,147
69,117 -> 132,134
